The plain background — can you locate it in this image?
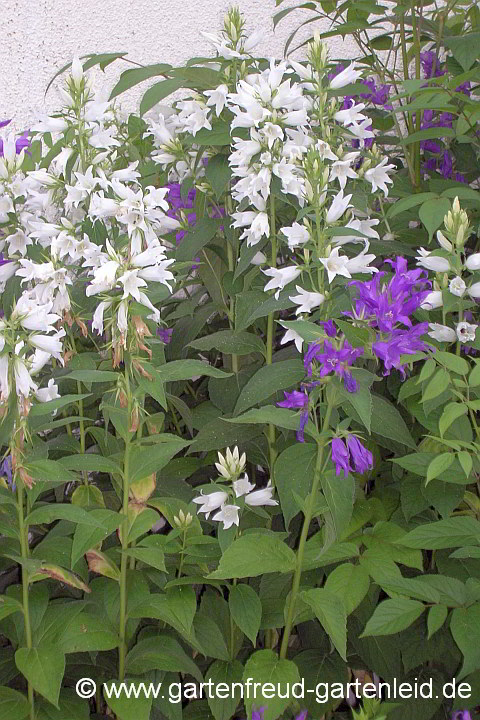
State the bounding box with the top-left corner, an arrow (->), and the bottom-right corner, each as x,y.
3,0 -> 359,131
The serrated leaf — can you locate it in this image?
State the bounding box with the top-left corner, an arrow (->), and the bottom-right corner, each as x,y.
427,604 -> 448,639
228,584 -> 262,645
301,588 -> 347,660
426,453 -> 454,485
361,598 -> 425,637
234,360 -> 305,415
209,534 -> 296,579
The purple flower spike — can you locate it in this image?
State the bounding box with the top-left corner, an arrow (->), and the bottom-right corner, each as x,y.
304,338 -> 363,392
372,323 -> 431,378
347,435 -> 373,473
295,713 -> 308,720
452,712 -> 472,720
251,708 -> 266,720
277,390 -> 309,443
0,455 -> 14,491
320,319 -> 337,337
331,438 -> 352,478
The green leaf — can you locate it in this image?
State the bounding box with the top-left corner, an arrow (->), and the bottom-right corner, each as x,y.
445,32 -> 480,71
398,517 -> 480,548
29,394 -> 91,417
426,453 -> 454,485
125,635 -> 202,680
242,650 -> 300,720
140,78 -> 185,115
321,469 -> 355,541
361,598 -> 425,637
26,504 -> 105,528
422,368 -> 451,403
205,154 -> 231,199
176,217 -> 223,262
324,563 -> 370,615
24,459 -> 77,485
121,546 -> 166,572
234,359 -> 305,415
15,644 -> 65,707
427,604 -> 448,639
450,603 -> 480,679
439,403 -> 468,437
71,509 -> 122,567
189,330 -> 265,356
387,192 -> 438,219
58,454 -> 122,475
188,418 -> 261,454
158,359 -> 231,382
129,437 -> 189,483
0,687 -> 30,720
419,198 -> 452,239
206,660 -> 243,720
61,369 -> 118,382
57,611 -> 118,653
166,585 -> 197,635
0,595 -> 23,622
370,395 -> 416,448
301,588 -> 347,660
226,405 -> 306,432
275,443 -> 317,529
229,584 -> 262,645
435,351 -> 469,375
209,534 -> 296,579
109,63 -> 172,99
469,362 -> 480,387
104,679 -> 153,720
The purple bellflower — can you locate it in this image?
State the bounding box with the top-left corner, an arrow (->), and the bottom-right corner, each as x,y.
277,389 -> 309,442
372,323 -> 431,378
451,712 -> 472,720
157,327 -> 173,344
332,436 -> 373,478
0,455 -> 14,491
304,330 -> 363,393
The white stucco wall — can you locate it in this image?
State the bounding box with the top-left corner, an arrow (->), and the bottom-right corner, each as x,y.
3,0 -> 359,133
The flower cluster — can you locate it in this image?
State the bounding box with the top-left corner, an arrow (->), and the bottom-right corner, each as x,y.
192,446 -> 278,529
331,435 -> 374,478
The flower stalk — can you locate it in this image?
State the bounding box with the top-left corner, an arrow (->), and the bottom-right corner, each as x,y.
266,194 -> 278,480
118,359 -> 132,682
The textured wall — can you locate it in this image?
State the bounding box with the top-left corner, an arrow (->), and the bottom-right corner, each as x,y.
3,0 -> 358,133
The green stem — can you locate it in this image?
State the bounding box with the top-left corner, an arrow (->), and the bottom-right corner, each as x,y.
77,380 -> 88,485
118,363 -> 132,682
411,8 -> 422,190
227,239 -> 238,374
266,195 -> 278,482
16,479 -> 34,719
229,577 -> 238,659
177,529 -> 187,579
279,397 -> 334,659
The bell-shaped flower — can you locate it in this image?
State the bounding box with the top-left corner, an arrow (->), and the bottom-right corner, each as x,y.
211,504 -> 241,529
468,282 -> 480,299
35,378 -> 60,404
416,248 -> 450,273
465,253 -> 480,271
233,474 -> 255,498
456,322 -> 477,343
262,266 -> 302,300
281,222 -> 310,250
92,301 -> 112,336
364,158 -> 395,195
421,290 -> 443,310
319,247 -> 351,284
325,190 -> 353,224
280,326 -> 304,353
245,481 -> 278,506
192,490 -> 228,519
13,357 -> 38,398
427,323 -> 456,342
330,62 -> 361,90
289,286 -> 325,315
449,276 -> 466,297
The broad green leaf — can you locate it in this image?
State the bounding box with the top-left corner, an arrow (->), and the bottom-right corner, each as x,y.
57,611 -> 118,653
439,403 -> 468,437
166,585 -> 196,635
15,644 -> 65,707
361,598 -> 425,637
0,595 -> 23,622
176,217 -> 223,262
109,63 -> 172,99
435,351 -> 469,375
104,678 -> 153,720
0,686 -> 30,720
229,584 -> 262,645
26,504 -> 105,528
125,635 -> 202,680
427,604 -> 448,639
35,691 -> 90,720
188,418 -> 261,454
206,660 -> 243,720
370,395 -> 416,448
234,359 -> 305,415
426,453 -> 454,485
226,405 -> 307,433
61,370 -> 118,382
445,32 -> 480,71
321,469 -> 355,541
469,362 -> 480,387
275,443 -> 317,529
419,198 -> 452,239
58,454 -> 122,475
24,459 -> 77,485
324,563 -> 370,615
140,77 -> 185,115
205,153 -> 231,198
189,330 -> 265,356
121,546 -> 166,572
398,517 -> 480,548
128,437 -> 189,483
29,394 -> 91,417
71,509 -> 122,567
242,650 -> 300,720
422,368 -> 451,403
209,534 -> 296,579
387,192 -> 438,219
158,359 -> 231,382
301,588 -> 347,660
450,603 -> 480,679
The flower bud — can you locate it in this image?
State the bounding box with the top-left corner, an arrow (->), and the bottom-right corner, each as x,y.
427,323 -> 456,342
436,230 -> 452,252
468,282 -> 480,299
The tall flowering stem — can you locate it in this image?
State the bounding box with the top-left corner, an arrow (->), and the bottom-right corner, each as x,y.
279,390 -> 335,659
266,194 -> 278,479
12,423 -> 34,719
118,359 -> 133,682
